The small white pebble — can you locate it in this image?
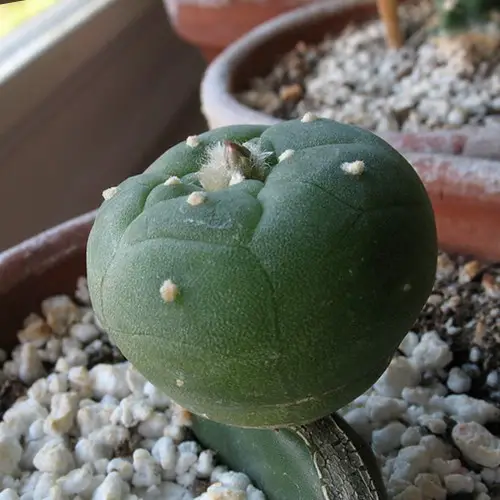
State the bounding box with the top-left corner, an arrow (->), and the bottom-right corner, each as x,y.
197,483 -> 246,500
486,371 -> 499,388
469,346 -> 482,363
187,191 -> 207,206
401,427 -> 423,448
372,422 -> 407,454
411,332 -> 452,371
94,458 -> 110,475
0,489 -> 19,500
452,421 -> 500,468
218,471 -> 251,491
160,280 -> 180,303
374,356 -> 420,398
102,187 -> 118,200
0,435 -> 22,474
164,176 -> 182,186
278,149 -> 295,162
92,471 -> 129,499
393,485 -> 423,500
18,343 -> 46,385
444,473 -> 474,494
107,458 -> 134,482
365,395 -> 407,422
436,394 -> 500,424
58,464 -> 94,495
196,450 -> 215,478
476,493 -> 491,500
151,436 -> 177,473
447,367 -> 471,393
138,412 -> 168,438
33,438 -> 75,475
74,438 -> 111,465
70,323 -> 100,343
186,135 -> 200,147
413,473 -> 446,500
89,363 -> 130,400
132,448 -> 161,488
431,458 -> 462,479
340,160 -> 365,176
399,332 -> 419,357
418,414 -> 447,435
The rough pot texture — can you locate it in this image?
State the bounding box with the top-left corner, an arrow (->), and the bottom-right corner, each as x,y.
162,0 -> 325,61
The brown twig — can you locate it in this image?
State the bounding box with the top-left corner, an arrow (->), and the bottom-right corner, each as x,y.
376,0 -> 404,49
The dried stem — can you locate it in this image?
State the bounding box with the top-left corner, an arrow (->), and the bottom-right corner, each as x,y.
376,0 -> 404,49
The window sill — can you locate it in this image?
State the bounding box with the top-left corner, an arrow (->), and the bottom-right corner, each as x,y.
0,0 -> 206,251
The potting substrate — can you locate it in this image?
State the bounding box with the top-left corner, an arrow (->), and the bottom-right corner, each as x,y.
0,250 -> 498,499
238,1 -> 500,134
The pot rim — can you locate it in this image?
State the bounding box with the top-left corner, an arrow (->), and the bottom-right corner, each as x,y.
199,0 -> 496,145
0,210 -> 96,268
200,0 -> 372,128
0,210 -> 96,294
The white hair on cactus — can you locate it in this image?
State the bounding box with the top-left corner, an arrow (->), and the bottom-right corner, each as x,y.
198,142 -> 234,192
160,279 -> 179,303
102,186 -> 118,200
164,176 -> 181,186
186,135 -> 200,148
242,140 -> 274,167
198,140 -> 273,191
229,171 -> 246,186
341,160 -> 365,176
187,191 -> 207,206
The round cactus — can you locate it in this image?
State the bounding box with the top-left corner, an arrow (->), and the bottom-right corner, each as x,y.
86,116 -> 437,428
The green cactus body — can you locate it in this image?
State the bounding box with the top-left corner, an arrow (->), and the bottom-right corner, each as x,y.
87,117 -> 437,429
191,412 -> 387,500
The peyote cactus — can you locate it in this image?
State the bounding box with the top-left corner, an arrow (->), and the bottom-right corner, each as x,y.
87,116 -> 437,497
87,116 -> 437,429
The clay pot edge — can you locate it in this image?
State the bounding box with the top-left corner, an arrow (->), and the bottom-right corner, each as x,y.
200,0 -> 500,160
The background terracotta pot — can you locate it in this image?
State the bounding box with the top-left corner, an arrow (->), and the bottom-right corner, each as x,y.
200,0 -> 500,160
162,0 -> 324,61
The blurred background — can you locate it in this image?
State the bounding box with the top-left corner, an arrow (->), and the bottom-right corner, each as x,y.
0,0 -> 207,251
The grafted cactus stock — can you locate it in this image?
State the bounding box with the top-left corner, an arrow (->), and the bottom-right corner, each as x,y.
87,116 -> 438,499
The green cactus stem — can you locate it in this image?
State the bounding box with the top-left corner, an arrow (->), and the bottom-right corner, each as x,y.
86,116 -> 437,430
191,411 -> 387,500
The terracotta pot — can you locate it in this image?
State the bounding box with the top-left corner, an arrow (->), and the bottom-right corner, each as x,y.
162,0 -> 322,61
200,0 -> 500,160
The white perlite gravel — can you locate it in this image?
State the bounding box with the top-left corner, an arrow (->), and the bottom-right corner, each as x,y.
0,284 -> 265,500
0,252 -> 500,499
240,1 -> 500,133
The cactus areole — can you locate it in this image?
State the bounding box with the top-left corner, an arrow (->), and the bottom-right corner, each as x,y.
87,117 -> 437,428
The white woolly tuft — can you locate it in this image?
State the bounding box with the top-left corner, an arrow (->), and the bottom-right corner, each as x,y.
198,140 -> 273,191
198,142 -> 234,192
